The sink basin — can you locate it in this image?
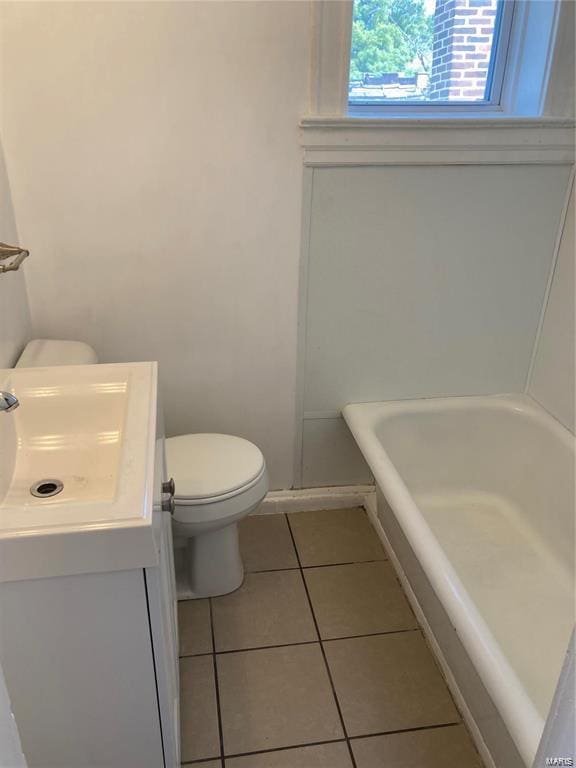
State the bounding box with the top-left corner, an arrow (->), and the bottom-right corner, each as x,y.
0,362 -> 159,582
1,369 -> 127,510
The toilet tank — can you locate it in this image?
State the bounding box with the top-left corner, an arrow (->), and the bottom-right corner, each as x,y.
15,339 -> 99,368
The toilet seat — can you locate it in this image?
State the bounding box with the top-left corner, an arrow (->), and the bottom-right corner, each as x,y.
175,463 -> 267,506
166,433 -> 267,528
166,433 -> 264,500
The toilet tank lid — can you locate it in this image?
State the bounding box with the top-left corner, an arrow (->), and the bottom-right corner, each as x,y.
16,339 -> 99,368
166,433 -> 265,500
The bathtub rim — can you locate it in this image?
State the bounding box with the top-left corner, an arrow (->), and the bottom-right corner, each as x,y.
343,393 -> 574,766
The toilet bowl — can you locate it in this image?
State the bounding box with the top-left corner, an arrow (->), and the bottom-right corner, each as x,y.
14,339 -> 269,599
167,433 -> 268,598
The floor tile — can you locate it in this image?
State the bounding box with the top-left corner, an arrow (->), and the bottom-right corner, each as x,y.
239,514 -> 298,572
324,633 -> 458,736
289,508 -> 385,566
178,598 -> 212,656
212,570 -> 317,652
180,656 -> 220,762
217,644 -> 343,755
225,741 -> 353,767
352,724 -> 483,767
304,561 -> 417,639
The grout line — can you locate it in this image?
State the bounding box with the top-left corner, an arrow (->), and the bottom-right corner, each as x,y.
181,721 -> 465,764
245,566 -> 301,574
301,558 -> 387,569
181,737 -> 347,764
348,720 -> 462,742
177,558 -> 389,587
178,627 -> 421,660
285,514 -> 359,768
208,598 -> 225,768
212,640 -> 318,656
322,628 -> 420,643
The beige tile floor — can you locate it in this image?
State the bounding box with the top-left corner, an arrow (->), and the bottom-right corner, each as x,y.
178,507 -> 484,767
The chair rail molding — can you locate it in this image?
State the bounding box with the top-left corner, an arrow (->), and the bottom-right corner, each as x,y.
300,118 -> 576,166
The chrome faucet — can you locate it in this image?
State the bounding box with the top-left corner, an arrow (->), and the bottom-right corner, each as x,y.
0,391 -> 19,413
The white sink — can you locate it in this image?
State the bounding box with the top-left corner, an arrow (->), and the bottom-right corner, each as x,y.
0,362 -> 159,582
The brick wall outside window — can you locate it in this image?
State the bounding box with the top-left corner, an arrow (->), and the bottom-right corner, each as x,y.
429,0 -> 499,101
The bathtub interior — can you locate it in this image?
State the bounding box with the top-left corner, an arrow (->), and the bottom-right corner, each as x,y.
372,397 -> 574,721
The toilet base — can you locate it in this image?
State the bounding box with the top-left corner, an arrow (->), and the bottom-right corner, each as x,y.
178,523 -> 244,599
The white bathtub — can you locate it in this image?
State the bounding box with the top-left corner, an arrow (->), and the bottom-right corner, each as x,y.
343,394 -> 574,767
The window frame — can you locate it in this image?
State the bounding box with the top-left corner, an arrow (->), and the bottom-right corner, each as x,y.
309,0 -> 566,120
347,0 -> 516,114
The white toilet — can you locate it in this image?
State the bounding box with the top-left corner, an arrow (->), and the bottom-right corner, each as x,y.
14,339 -> 268,598
167,433 -> 268,598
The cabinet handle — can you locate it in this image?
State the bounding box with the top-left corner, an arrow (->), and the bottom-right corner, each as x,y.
161,477 -> 175,514
162,478 -> 175,496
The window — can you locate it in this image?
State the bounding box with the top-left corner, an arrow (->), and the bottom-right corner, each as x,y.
348,0 -> 514,108
309,0 -> 567,119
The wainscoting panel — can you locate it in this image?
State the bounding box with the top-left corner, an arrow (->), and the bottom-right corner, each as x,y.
300,163 -> 572,486
302,417 -> 373,488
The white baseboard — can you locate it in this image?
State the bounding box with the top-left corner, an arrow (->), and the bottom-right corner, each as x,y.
364,501 -> 496,768
256,485 -> 376,515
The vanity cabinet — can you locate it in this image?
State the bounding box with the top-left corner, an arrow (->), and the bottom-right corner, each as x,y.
0,363 -> 179,768
0,444 -> 179,768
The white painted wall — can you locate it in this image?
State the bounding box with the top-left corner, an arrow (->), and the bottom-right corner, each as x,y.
0,140 -> 31,368
0,2 -> 310,489
529,180 -> 575,433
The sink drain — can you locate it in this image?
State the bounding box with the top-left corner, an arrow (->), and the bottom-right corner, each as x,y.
30,479 -> 64,498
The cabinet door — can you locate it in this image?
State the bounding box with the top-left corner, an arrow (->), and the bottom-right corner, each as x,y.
145,434 -> 180,768
0,659 -> 26,766
0,569 -> 164,768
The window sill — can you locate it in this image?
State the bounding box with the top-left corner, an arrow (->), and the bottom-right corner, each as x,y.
299,115 -> 575,166
301,115 -> 575,128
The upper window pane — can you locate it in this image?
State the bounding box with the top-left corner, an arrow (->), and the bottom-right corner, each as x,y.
349,0 -> 504,105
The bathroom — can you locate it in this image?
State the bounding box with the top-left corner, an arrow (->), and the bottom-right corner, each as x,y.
0,0 -> 574,766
